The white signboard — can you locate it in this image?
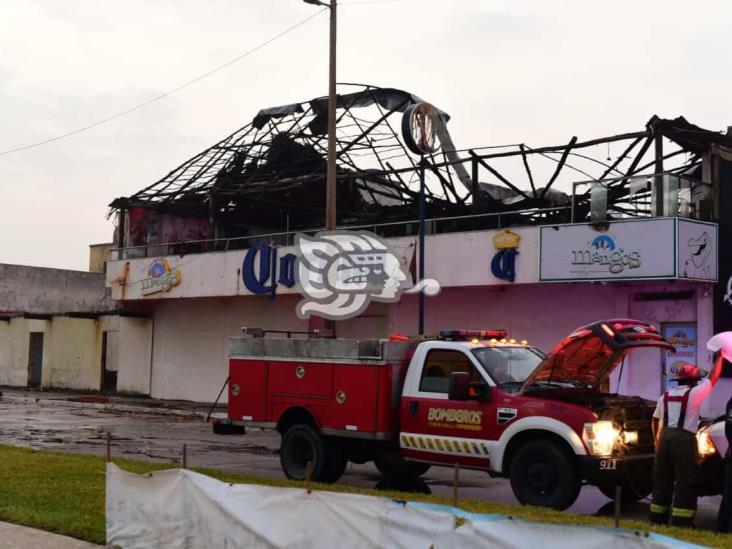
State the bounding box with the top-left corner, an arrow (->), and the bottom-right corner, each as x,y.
539,218 -> 677,281
677,219 -> 717,281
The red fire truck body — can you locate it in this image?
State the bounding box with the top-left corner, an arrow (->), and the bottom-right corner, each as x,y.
216,320 -> 673,510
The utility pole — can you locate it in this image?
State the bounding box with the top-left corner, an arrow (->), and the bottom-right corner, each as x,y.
327,0 -> 337,230
304,0 -> 337,230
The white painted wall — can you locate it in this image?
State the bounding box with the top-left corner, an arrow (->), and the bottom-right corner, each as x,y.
0,318 -> 48,387
149,296 -> 307,402
42,317 -> 102,390
0,314 -> 152,394
117,317 -> 153,395
0,264 -> 110,314
106,228 -> 539,302
107,221 -> 721,409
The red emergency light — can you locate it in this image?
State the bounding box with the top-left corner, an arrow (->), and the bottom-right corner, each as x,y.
439,329 -> 508,341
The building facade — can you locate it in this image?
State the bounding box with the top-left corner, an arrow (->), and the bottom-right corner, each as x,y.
102,87 -> 732,411
105,216 -> 727,413
0,263 -> 150,394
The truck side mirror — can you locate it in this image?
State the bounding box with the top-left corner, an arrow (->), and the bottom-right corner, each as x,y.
448,372 -> 471,401
477,384 -> 492,403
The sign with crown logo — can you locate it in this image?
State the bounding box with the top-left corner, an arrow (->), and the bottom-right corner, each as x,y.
491,230 -> 521,282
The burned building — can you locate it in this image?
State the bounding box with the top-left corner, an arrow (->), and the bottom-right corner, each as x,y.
106,85 -> 731,409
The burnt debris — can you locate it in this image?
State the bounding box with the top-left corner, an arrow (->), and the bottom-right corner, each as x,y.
109,84 -> 731,252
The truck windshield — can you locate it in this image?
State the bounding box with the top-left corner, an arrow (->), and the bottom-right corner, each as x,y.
471,346 -> 544,387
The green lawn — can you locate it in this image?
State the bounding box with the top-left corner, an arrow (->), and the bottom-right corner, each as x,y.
0,443 -> 729,547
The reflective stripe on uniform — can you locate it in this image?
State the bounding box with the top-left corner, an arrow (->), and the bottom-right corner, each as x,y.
650,503 -> 669,514
671,507 -> 695,518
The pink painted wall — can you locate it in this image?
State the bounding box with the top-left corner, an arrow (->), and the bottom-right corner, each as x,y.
389,281 -> 724,415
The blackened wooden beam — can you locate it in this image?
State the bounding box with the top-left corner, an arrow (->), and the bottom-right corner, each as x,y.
622,135 -> 654,181
468,150 -> 531,200
599,136 -> 643,180
622,149 -> 689,179
654,132 -> 664,215
471,157 -> 482,207
425,161 -> 464,203
541,136 -> 577,199
388,131 -> 650,176
519,144 -> 537,196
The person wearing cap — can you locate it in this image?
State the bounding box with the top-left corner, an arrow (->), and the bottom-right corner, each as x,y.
649,352 -> 725,527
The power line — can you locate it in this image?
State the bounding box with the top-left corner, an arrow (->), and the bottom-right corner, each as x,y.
0,8 -> 327,157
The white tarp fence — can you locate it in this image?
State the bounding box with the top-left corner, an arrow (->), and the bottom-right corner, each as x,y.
106,464 -> 702,549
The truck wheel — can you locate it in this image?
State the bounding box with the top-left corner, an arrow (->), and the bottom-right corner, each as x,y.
280,424 -> 347,484
509,439 -> 581,510
597,477 -> 652,503
374,456 -> 431,480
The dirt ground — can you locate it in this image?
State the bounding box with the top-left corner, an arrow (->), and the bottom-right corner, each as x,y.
0,389 -> 723,531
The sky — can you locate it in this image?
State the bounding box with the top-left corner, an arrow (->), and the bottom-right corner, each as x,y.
1,0 -> 731,270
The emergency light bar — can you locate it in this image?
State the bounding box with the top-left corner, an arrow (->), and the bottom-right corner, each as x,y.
439,330 -> 508,341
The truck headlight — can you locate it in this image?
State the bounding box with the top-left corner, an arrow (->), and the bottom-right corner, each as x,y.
622,430 -> 638,445
583,421 -> 620,456
697,430 -> 717,458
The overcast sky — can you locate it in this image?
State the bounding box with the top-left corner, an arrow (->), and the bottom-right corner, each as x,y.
1,0 -> 730,270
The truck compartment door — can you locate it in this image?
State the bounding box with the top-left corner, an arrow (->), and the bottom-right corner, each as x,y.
229,359 -> 267,421
267,361 -> 333,397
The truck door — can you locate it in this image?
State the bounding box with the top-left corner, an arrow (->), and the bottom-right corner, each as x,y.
399,347 -> 500,469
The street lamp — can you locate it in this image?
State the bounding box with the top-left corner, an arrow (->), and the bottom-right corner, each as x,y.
303,0 -> 337,231
402,103 -> 441,335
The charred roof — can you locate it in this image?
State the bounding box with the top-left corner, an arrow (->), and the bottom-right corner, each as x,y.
110,84 -> 731,242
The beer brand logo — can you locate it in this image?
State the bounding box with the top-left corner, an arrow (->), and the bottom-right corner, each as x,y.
491,229 -> 520,282
141,258 -> 181,295
295,231 -> 440,320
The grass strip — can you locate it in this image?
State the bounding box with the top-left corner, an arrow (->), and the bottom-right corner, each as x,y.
0,443 -> 728,547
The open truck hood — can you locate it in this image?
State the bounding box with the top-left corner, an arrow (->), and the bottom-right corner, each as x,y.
521,319 -> 675,392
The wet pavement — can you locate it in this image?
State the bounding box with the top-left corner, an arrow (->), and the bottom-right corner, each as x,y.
0,389 -> 723,532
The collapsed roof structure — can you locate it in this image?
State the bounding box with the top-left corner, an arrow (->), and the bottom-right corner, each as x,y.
110,84 -> 731,252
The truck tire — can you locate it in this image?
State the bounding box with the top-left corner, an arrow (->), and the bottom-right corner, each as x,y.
321,438 -> 348,483
280,424 -> 347,483
374,456 -> 431,480
597,477 -> 652,503
509,439 -> 581,510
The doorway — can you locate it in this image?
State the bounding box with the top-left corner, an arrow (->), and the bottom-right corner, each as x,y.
101,331 -> 119,393
27,332 -> 44,388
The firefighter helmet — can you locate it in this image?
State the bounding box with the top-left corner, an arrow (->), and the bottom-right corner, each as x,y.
673,363 -> 704,380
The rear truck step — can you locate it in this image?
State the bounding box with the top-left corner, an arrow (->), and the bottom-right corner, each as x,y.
212,418 -> 247,435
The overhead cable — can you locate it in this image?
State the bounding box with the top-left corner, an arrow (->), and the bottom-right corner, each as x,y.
0,8 -> 326,156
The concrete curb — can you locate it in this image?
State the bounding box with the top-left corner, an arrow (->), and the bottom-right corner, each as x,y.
0,394 -> 211,419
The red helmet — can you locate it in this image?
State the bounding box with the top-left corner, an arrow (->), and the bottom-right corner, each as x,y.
673,363 -> 703,381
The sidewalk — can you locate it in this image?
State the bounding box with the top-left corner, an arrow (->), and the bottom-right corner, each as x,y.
0,521 -> 101,549
0,387 -> 226,418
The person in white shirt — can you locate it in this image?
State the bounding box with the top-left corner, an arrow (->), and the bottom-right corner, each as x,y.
649,355 -> 724,527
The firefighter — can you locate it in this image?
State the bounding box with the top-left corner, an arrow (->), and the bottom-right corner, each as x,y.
649,355 -> 724,527
717,392 -> 732,532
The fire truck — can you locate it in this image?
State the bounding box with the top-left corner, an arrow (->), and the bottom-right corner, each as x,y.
213,319 -> 672,510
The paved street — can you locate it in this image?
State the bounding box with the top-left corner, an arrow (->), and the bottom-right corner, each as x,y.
0,391 -> 722,532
